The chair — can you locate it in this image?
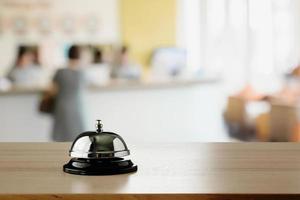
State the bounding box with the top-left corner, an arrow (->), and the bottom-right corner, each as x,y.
269,103 -> 299,142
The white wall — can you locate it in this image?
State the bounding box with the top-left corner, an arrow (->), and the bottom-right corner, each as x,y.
0,0 -> 120,75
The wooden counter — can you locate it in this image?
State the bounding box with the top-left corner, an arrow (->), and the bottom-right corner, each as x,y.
1,142 -> 300,199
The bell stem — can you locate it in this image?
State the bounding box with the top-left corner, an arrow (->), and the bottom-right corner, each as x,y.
96,120 -> 103,133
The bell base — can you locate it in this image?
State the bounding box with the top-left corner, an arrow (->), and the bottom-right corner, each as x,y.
63,158 -> 138,175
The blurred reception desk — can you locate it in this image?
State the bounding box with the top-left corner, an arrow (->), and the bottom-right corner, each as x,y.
0,77 -> 227,142
1,142 -> 300,200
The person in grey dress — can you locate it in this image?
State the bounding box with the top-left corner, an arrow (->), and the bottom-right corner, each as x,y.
51,45 -> 87,141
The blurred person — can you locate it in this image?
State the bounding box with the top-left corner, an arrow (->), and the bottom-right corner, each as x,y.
291,64 -> 300,77
235,84 -> 265,101
94,49 -> 104,65
49,45 -> 87,141
111,46 -> 141,80
81,46 -> 94,66
7,46 -> 44,87
85,49 -> 111,86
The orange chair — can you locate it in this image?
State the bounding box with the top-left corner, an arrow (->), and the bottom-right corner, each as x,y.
269,103 -> 299,142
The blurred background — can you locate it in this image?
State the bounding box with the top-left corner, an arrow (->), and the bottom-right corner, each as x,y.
1,0 -> 300,143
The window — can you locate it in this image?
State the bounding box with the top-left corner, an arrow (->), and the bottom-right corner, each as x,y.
178,0 -> 297,93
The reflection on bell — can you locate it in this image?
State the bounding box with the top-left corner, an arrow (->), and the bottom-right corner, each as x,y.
63,120 -> 138,175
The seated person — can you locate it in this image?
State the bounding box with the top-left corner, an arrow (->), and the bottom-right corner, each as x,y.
85,49 -> 111,86
7,46 -> 44,88
111,46 -> 141,80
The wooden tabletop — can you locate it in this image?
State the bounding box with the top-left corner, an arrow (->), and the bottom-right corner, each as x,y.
1,142 -> 300,200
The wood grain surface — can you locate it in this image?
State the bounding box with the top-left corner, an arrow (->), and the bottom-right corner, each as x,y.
1,142 -> 300,199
